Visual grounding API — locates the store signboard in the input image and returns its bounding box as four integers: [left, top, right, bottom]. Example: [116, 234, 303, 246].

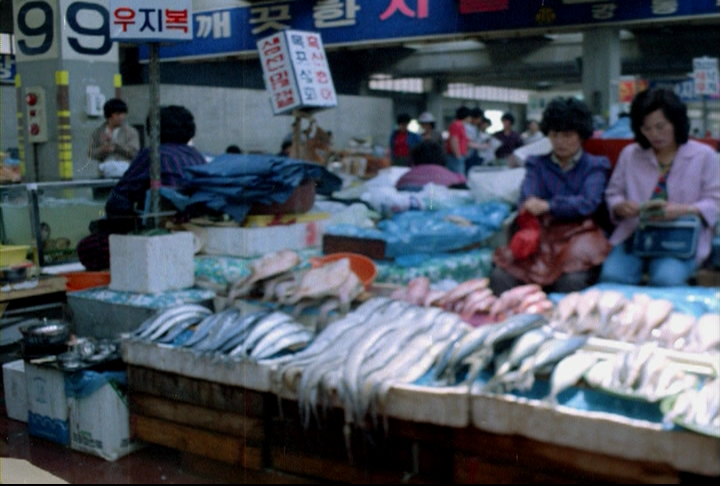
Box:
[140, 0, 720, 61]
[257, 30, 337, 115]
[649, 78, 720, 102]
[13, 0, 119, 62]
[693, 57, 720, 97]
[0, 54, 16, 84]
[109, 0, 194, 42]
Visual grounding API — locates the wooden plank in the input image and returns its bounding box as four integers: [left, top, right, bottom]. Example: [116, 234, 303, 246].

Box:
[131, 414, 263, 469]
[129, 393, 264, 442]
[0, 276, 66, 303]
[127, 366, 268, 417]
[180, 452, 320, 484]
[452, 430, 681, 484]
[269, 448, 439, 484]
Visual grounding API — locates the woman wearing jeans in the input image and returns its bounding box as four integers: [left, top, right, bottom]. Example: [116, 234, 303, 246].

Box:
[600, 88, 720, 286]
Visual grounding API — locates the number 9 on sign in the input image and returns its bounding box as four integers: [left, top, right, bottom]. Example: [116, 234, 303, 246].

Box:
[13, 0, 117, 62]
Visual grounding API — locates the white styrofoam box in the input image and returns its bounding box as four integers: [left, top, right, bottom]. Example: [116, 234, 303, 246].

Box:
[202, 219, 328, 258]
[25, 363, 70, 445]
[68, 379, 143, 461]
[109, 232, 195, 293]
[3, 360, 28, 422]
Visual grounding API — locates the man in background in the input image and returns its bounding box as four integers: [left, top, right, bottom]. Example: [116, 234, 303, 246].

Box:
[87, 98, 140, 177]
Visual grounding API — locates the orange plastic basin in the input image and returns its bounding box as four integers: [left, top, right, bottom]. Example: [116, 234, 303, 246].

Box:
[309, 252, 377, 290]
[64, 271, 111, 291]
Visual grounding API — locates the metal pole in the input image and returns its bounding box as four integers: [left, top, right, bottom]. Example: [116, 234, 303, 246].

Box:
[148, 42, 161, 229]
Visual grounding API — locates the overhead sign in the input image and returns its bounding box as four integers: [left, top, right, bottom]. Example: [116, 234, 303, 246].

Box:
[140, 0, 720, 61]
[649, 78, 720, 102]
[257, 30, 337, 115]
[693, 57, 720, 97]
[109, 0, 194, 42]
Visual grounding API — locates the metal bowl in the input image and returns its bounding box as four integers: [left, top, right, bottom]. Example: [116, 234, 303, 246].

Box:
[19, 321, 70, 347]
[0, 265, 28, 284]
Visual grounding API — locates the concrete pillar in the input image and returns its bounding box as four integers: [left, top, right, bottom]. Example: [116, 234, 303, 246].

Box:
[12, 0, 119, 182]
[582, 29, 621, 125]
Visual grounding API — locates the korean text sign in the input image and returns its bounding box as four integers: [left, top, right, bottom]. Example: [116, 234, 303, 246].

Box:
[109, 0, 193, 42]
[257, 30, 337, 116]
[693, 57, 720, 97]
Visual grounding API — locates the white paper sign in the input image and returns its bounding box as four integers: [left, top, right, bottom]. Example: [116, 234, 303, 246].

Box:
[109, 0, 193, 42]
[693, 57, 720, 96]
[257, 30, 337, 115]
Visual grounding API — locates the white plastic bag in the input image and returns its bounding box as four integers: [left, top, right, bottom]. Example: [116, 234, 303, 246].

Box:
[467, 166, 526, 205]
[98, 160, 130, 178]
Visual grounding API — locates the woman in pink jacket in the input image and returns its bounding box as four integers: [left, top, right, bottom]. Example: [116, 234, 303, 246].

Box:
[600, 88, 720, 286]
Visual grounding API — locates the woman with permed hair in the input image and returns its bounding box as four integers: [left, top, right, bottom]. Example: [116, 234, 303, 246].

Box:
[599, 88, 720, 286]
[489, 97, 612, 295]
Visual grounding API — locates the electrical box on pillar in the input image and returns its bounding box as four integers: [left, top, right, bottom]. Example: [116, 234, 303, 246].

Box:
[25, 86, 49, 143]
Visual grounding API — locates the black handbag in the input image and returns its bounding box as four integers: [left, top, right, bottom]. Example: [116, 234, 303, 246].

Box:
[632, 215, 701, 259]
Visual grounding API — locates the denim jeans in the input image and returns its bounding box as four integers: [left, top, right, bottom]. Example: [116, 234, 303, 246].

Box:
[599, 241, 697, 286]
[445, 154, 465, 175]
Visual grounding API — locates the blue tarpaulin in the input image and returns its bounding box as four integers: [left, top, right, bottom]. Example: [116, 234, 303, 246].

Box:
[161, 154, 342, 223]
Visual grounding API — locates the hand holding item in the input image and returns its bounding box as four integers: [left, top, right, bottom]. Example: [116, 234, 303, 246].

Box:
[642, 201, 698, 221]
[613, 200, 641, 219]
[523, 196, 550, 216]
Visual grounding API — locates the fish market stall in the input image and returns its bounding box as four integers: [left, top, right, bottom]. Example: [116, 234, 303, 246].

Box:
[119, 281, 720, 483]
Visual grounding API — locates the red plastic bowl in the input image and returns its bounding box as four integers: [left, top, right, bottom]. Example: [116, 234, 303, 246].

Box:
[309, 252, 377, 290]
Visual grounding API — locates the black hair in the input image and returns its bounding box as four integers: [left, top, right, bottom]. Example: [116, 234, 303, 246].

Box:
[470, 107, 483, 119]
[226, 144, 242, 154]
[539, 97, 594, 140]
[501, 112, 515, 124]
[456, 106, 471, 120]
[279, 140, 293, 155]
[146, 105, 196, 144]
[410, 140, 446, 167]
[103, 98, 128, 119]
[396, 113, 411, 125]
[629, 88, 690, 149]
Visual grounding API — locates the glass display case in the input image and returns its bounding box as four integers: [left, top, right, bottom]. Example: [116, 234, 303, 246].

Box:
[1, 179, 117, 267]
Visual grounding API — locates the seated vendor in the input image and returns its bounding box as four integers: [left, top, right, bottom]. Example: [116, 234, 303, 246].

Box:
[395, 140, 467, 191]
[77, 105, 207, 271]
[489, 97, 612, 295]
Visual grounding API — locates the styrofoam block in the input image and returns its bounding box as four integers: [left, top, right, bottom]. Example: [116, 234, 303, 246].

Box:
[3, 360, 28, 422]
[109, 232, 195, 293]
[202, 220, 326, 258]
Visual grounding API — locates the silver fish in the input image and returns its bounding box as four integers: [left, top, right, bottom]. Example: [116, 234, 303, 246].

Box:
[191, 308, 243, 351]
[493, 325, 555, 378]
[133, 304, 211, 339]
[146, 308, 212, 342]
[247, 321, 310, 360]
[494, 335, 589, 392]
[546, 351, 599, 404]
[228, 311, 294, 358]
[181, 312, 224, 347]
[253, 328, 315, 361]
[217, 311, 272, 354]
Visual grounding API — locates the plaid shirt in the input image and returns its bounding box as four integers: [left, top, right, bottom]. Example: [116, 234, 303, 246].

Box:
[106, 143, 206, 217]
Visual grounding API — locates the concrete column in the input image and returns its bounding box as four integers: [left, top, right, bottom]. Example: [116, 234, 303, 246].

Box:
[12, 0, 119, 181]
[582, 29, 621, 125]
[425, 78, 447, 131]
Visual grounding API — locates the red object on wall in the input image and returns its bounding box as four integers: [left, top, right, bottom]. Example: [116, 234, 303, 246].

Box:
[459, 0, 509, 14]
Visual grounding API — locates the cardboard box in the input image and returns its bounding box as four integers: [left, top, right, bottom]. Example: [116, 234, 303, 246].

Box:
[25, 362, 69, 445]
[109, 232, 195, 293]
[203, 219, 327, 258]
[68, 374, 143, 461]
[3, 359, 28, 422]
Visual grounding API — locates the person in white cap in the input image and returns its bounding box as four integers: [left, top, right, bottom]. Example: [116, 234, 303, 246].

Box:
[418, 112, 443, 145]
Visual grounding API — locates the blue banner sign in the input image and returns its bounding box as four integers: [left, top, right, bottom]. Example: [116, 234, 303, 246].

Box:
[140, 0, 720, 61]
[649, 78, 720, 102]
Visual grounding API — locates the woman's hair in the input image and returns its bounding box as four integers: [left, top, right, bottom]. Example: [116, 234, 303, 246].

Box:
[396, 113, 411, 125]
[629, 88, 690, 149]
[540, 97, 594, 140]
[455, 106, 471, 120]
[410, 140, 446, 167]
[146, 105, 196, 144]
